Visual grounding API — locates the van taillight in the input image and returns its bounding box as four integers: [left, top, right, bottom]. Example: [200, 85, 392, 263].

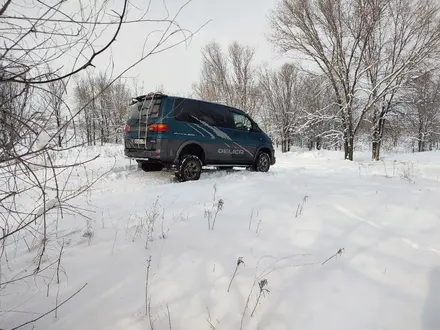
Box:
[123, 124, 131, 133]
[148, 123, 168, 133]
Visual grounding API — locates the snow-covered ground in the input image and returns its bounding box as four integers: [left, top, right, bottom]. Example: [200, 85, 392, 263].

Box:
[1, 146, 440, 330]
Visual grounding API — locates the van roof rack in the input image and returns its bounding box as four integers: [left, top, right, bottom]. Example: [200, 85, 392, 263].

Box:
[130, 92, 167, 105]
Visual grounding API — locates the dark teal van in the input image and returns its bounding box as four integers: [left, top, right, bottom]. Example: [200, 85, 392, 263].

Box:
[124, 92, 275, 182]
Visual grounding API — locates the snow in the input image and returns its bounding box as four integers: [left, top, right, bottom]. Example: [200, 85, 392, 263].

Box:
[1, 146, 440, 330]
[35, 199, 59, 217]
[34, 130, 52, 150]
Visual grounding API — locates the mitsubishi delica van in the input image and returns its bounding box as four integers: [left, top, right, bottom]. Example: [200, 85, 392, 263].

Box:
[124, 93, 275, 182]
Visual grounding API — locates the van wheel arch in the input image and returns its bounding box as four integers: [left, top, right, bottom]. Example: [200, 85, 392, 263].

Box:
[176, 141, 206, 165]
[254, 147, 272, 163]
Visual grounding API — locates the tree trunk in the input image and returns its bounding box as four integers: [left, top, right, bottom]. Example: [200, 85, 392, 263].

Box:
[343, 125, 354, 161]
[371, 115, 386, 161]
[56, 114, 62, 147]
[344, 137, 354, 160]
[281, 134, 292, 153]
[316, 136, 321, 150]
[93, 119, 96, 146]
[418, 133, 424, 152]
[101, 124, 104, 146]
[372, 141, 380, 161]
[85, 112, 91, 146]
[417, 118, 425, 152]
[372, 112, 380, 161]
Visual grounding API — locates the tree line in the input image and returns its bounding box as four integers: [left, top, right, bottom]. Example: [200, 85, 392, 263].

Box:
[22, 0, 439, 161]
[66, 0, 440, 161]
[193, 0, 440, 160]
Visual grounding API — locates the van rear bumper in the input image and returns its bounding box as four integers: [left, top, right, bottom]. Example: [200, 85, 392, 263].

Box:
[124, 136, 163, 162]
[124, 137, 176, 164]
[124, 149, 160, 161]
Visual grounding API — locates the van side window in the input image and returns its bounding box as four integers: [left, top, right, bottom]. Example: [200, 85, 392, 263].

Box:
[174, 98, 233, 128]
[231, 112, 252, 131]
[173, 98, 200, 123]
[199, 102, 233, 128]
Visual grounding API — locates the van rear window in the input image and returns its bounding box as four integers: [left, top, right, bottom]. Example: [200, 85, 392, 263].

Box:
[129, 98, 162, 120]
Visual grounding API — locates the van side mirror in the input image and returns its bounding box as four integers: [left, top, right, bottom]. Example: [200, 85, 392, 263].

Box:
[251, 122, 262, 133]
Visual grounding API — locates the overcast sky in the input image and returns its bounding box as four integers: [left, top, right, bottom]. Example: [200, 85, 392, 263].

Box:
[90, 0, 285, 97]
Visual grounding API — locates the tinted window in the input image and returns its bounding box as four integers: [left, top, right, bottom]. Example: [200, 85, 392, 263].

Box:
[173, 98, 200, 123]
[231, 112, 252, 131]
[199, 102, 233, 128]
[129, 98, 161, 120]
[174, 98, 232, 128]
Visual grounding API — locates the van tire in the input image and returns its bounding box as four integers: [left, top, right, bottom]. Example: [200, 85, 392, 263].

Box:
[252, 152, 271, 172]
[176, 155, 202, 182]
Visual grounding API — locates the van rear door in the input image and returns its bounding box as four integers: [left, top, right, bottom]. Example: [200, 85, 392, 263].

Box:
[124, 94, 164, 151]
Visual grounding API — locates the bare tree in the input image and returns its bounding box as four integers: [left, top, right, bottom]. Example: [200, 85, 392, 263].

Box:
[269, 0, 378, 160]
[193, 42, 231, 104]
[193, 41, 261, 117]
[298, 74, 342, 150]
[268, 0, 440, 160]
[108, 79, 133, 144]
[362, 0, 440, 160]
[228, 42, 261, 117]
[0, 75, 31, 159]
[259, 63, 302, 152]
[74, 72, 131, 146]
[45, 78, 68, 148]
[0, 0, 206, 328]
[404, 71, 440, 152]
[259, 65, 342, 152]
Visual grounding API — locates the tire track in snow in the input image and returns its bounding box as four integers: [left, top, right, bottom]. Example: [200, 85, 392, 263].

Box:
[334, 205, 381, 229]
[400, 238, 440, 256]
[335, 204, 440, 257]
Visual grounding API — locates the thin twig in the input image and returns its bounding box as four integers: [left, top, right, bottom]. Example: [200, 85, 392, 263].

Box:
[145, 256, 152, 315]
[227, 257, 244, 292]
[250, 279, 269, 317]
[248, 209, 254, 230]
[166, 304, 172, 330]
[56, 240, 65, 284]
[148, 295, 155, 330]
[322, 248, 345, 265]
[240, 279, 256, 330]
